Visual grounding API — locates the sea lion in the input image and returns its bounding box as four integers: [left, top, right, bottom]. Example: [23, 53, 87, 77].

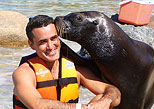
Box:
[55, 11, 154, 109]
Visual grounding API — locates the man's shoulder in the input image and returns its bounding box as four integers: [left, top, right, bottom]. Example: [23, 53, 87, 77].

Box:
[14, 52, 37, 77]
[13, 62, 35, 82]
[15, 62, 33, 74]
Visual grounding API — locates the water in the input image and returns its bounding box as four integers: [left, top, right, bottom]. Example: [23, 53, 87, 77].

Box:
[0, 0, 153, 108]
[0, 0, 121, 18]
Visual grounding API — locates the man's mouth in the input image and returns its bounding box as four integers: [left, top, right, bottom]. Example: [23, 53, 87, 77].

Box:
[45, 48, 57, 56]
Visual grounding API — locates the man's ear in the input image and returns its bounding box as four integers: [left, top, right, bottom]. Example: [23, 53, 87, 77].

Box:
[28, 40, 35, 50]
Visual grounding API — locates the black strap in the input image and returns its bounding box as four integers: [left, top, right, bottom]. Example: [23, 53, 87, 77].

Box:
[68, 97, 79, 103]
[19, 52, 37, 66]
[57, 54, 62, 101]
[58, 77, 77, 86]
[13, 95, 27, 109]
[36, 77, 78, 89]
[36, 79, 58, 89]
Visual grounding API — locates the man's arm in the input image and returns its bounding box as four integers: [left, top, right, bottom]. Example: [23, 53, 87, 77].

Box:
[76, 66, 121, 109]
[12, 63, 86, 109]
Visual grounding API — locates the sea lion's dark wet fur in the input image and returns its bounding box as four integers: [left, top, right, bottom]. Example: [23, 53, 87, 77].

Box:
[55, 11, 154, 109]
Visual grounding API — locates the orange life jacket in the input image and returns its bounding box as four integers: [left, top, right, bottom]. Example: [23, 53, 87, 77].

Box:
[13, 53, 79, 109]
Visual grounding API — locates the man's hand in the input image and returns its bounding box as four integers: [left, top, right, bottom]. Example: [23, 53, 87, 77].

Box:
[88, 98, 112, 109]
[76, 66, 121, 109]
[88, 94, 112, 109]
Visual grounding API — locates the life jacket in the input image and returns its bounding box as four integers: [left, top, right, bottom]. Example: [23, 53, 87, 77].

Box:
[13, 53, 79, 109]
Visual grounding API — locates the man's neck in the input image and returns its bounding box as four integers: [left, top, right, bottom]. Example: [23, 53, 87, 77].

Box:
[46, 59, 59, 79]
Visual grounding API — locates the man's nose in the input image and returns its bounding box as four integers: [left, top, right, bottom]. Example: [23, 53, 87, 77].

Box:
[46, 40, 53, 49]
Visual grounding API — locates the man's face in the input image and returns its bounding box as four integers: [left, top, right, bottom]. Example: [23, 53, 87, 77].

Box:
[29, 24, 61, 63]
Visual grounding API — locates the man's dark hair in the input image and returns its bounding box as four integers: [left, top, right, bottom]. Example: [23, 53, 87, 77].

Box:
[26, 15, 54, 43]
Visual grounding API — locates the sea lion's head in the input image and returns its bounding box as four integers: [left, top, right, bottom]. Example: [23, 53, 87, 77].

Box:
[55, 11, 113, 44]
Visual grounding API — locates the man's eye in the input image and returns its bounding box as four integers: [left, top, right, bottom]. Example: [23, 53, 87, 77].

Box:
[50, 35, 58, 40]
[39, 40, 47, 45]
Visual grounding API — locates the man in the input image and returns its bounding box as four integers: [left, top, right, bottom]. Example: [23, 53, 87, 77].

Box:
[12, 15, 121, 109]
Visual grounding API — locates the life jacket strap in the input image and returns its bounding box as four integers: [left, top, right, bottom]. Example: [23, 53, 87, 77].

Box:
[59, 77, 77, 86]
[68, 97, 79, 103]
[36, 77, 77, 89]
[13, 95, 27, 109]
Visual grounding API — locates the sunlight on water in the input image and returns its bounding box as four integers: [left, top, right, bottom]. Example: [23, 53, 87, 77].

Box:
[0, 0, 121, 18]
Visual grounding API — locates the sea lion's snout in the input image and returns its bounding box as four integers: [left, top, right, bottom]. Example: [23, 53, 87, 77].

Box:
[55, 16, 71, 39]
[54, 16, 65, 29]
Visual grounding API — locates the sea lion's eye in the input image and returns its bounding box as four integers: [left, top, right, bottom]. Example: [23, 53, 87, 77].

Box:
[74, 15, 82, 22]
